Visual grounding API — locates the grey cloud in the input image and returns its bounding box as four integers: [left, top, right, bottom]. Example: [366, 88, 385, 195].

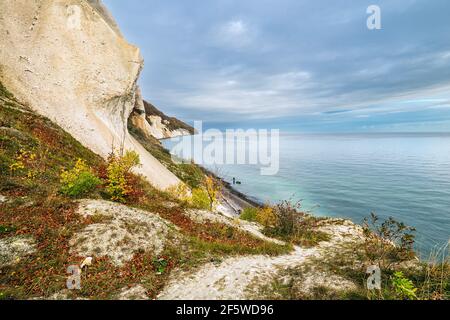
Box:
[104, 0, 450, 130]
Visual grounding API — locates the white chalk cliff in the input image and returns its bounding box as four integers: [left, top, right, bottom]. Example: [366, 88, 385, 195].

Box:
[130, 100, 193, 140]
[0, 0, 181, 190]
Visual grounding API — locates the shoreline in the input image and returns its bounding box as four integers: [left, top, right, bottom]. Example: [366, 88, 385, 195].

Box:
[160, 136, 262, 213]
[200, 166, 263, 215]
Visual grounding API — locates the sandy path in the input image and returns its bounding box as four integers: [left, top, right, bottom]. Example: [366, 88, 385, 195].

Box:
[157, 221, 362, 300]
[157, 246, 319, 300]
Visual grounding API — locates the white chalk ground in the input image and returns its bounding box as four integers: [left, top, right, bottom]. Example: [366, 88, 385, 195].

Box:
[158, 217, 364, 300]
[70, 199, 180, 266]
[0, 236, 36, 268]
[67, 200, 363, 300]
[0, 194, 7, 204]
[1, 196, 364, 300]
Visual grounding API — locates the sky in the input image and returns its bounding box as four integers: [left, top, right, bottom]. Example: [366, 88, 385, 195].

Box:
[104, 0, 450, 132]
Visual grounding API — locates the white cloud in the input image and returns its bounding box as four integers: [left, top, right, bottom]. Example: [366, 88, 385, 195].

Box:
[211, 19, 255, 49]
[224, 20, 247, 36]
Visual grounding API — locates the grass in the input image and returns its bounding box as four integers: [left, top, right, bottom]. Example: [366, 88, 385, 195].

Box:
[0, 97, 109, 299]
[262, 215, 331, 248]
[134, 197, 292, 258]
[257, 232, 449, 300]
[0, 88, 291, 299]
[240, 207, 259, 222]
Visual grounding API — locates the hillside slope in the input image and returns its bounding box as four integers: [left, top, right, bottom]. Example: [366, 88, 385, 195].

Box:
[1, 73, 447, 301]
[0, 89, 291, 299]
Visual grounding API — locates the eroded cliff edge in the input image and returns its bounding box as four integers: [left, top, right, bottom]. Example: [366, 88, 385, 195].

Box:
[0, 0, 181, 190]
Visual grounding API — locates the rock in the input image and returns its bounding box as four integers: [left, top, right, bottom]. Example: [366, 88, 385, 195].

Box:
[291, 270, 357, 297]
[129, 99, 193, 140]
[0, 236, 36, 268]
[0, 194, 7, 204]
[0, 0, 181, 191]
[70, 199, 180, 266]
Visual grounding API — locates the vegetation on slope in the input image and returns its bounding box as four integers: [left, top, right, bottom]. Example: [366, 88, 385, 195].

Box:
[240, 201, 331, 248]
[1, 82, 447, 300]
[0, 86, 290, 300]
[253, 213, 449, 300]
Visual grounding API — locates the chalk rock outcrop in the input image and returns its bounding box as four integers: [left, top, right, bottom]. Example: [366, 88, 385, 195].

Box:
[130, 100, 194, 140]
[0, 0, 180, 190]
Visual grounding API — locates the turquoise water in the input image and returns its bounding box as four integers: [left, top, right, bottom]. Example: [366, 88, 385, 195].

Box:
[163, 133, 450, 256]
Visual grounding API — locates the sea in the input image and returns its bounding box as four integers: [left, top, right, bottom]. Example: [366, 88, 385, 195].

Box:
[163, 132, 450, 257]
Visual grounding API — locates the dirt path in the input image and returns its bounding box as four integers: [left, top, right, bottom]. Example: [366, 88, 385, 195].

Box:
[158, 247, 318, 300]
[158, 221, 362, 300]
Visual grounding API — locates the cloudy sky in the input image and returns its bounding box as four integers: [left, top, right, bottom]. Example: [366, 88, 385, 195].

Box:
[104, 0, 450, 132]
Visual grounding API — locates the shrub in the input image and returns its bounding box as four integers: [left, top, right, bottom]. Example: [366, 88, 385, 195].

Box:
[257, 206, 278, 228]
[60, 159, 101, 197]
[191, 187, 211, 210]
[362, 213, 416, 269]
[240, 207, 259, 222]
[272, 200, 304, 236]
[391, 271, 418, 300]
[204, 175, 222, 211]
[261, 201, 330, 247]
[167, 183, 191, 202]
[9, 149, 37, 175]
[106, 150, 141, 203]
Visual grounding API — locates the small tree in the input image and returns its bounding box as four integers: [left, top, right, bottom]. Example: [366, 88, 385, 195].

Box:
[272, 200, 304, 236]
[191, 187, 211, 210]
[204, 175, 222, 211]
[106, 150, 141, 203]
[60, 159, 101, 197]
[362, 213, 416, 270]
[257, 206, 278, 228]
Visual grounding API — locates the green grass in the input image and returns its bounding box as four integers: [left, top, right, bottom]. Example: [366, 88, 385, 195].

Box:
[240, 207, 259, 222]
[189, 236, 292, 258]
[0, 103, 103, 198]
[262, 215, 331, 248]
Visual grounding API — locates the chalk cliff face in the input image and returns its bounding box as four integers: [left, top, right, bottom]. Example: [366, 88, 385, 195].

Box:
[130, 100, 194, 140]
[0, 0, 181, 190]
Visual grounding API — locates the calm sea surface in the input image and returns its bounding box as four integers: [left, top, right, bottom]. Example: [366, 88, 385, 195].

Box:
[163, 133, 450, 256]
